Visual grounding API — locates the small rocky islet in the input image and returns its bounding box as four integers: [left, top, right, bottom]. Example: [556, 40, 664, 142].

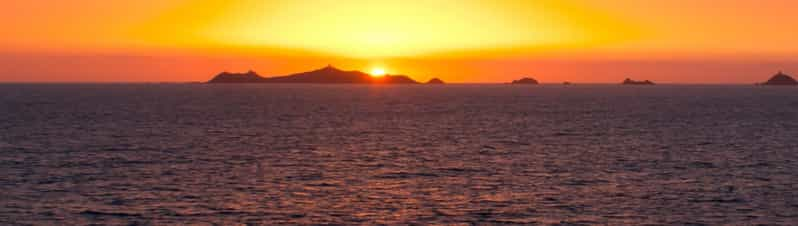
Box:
[622, 78, 656, 85]
[761, 71, 798, 85]
[426, 78, 445, 85]
[510, 77, 539, 85]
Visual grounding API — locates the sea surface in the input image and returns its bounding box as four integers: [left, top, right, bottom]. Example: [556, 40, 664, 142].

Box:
[1, 84, 798, 225]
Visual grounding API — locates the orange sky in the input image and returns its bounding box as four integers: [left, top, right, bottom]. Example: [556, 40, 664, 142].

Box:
[1, 0, 797, 83]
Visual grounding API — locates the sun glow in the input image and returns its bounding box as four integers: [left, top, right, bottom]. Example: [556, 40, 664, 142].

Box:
[6, 0, 798, 83]
[142, 0, 640, 58]
[370, 68, 387, 77]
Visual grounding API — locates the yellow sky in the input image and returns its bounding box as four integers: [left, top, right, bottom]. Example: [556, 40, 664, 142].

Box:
[156, 0, 641, 58]
[1, 0, 797, 82]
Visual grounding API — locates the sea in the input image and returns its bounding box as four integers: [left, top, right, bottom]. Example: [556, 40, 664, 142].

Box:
[1, 84, 797, 225]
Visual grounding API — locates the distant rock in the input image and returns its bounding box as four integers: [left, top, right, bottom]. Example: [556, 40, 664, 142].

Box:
[380, 74, 420, 84]
[426, 78, 445, 84]
[207, 70, 266, 83]
[208, 65, 420, 84]
[563, 82, 572, 85]
[762, 71, 798, 85]
[511, 77, 539, 85]
[622, 78, 655, 85]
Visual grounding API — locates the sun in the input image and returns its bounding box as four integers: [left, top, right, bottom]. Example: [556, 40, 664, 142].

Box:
[370, 68, 387, 77]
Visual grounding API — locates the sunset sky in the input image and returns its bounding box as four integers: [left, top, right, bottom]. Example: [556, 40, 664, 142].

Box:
[1, 0, 797, 83]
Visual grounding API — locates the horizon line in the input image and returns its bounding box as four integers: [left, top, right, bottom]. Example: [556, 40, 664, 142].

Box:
[0, 81, 769, 85]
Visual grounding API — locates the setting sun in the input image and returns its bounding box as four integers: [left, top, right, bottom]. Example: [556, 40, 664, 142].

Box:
[370, 68, 387, 77]
[4, 1, 798, 225]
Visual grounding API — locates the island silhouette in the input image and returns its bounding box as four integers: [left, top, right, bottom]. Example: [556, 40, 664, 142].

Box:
[208, 67, 793, 85]
[622, 78, 655, 85]
[208, 65, 419, 84]
[511, 77, 539, 85]
[761, 71, 797, 85]
[425, 78, 445, 84]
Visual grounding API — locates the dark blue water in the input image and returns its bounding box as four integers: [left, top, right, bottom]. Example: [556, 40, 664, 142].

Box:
[1, 84, 798, 225]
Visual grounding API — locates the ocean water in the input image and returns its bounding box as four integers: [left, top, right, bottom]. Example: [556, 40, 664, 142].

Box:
[1, 84, 798, 225]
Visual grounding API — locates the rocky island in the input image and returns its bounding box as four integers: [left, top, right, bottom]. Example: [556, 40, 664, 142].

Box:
[207, 70, 265, 83]
[762, 71, 797, 85]
[426, 78, 445, 84]
[511, 77, 539, 85]
[622, 78, 655, 85]
[208, 65, 419, 84]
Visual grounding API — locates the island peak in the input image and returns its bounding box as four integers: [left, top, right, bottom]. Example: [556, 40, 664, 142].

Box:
[762, 71, 798, 85]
